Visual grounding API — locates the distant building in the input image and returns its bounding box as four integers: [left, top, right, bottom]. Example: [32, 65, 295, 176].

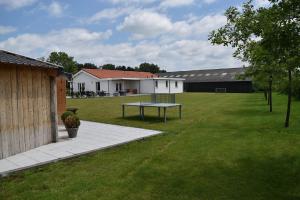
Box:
[72, 69, 184, 95]
[158, 67, 253, 93]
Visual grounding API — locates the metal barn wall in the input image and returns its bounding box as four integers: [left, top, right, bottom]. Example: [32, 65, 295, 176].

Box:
[0, 65, 53, 159]
[184, 81, 253, 93]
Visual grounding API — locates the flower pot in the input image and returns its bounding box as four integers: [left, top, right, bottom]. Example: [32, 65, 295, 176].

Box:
[66, 128, 79, 138]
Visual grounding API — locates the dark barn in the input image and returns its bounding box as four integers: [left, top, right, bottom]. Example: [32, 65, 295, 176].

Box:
[158, 68, 253, 93]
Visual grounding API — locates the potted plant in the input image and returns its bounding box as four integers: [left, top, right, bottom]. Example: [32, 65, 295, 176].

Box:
[61, 111, 74, 125]
[64, 115, 80, 138]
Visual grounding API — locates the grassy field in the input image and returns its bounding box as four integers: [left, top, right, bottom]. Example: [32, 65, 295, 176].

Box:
[1, 93, 300, 200]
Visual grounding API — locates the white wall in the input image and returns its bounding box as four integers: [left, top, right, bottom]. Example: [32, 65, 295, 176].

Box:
[140, 79, 183, 94]
[73, 71, 99, 92]
[169, 80, 184, 93]
[73, 72, 111, 93]
[73, 72, 183, 94]
[140, 79, 155, 94]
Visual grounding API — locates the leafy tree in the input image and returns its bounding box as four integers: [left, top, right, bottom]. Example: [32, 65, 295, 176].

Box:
[76, 63, 84, 71]
[126, 66, 135, 71]
[138, 62, 160, 74]
[209, 0, 300, 127]
[47, 52, 77, 74]
[83, 63, 98, 69]
[101, 64, 115, 70]
[116, 65, 127, 71]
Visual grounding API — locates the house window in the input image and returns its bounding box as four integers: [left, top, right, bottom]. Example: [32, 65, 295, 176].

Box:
[175, 81, 178, 88]
[96, 82, 101, 92]
[155, 80, 158, 88]
[166, 80, 168, 88]
[78, 83, 85, 93]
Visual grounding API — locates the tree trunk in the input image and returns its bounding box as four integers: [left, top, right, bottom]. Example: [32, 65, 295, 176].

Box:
[264, 89, 268, 101]
[267, 90, 270, 105]
[285, 70, 292, 128]
[269, 75, 272, 112]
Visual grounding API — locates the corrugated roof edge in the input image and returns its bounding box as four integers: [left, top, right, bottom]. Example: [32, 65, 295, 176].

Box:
[0, 49, 63, 69]
[157, 67, 247, 74]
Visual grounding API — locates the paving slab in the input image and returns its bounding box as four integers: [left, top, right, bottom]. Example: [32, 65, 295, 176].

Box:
[0, 121, 161, 176]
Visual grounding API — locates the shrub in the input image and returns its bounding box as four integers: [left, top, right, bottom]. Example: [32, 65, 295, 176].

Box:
[61, 111, 74, 123]
[64, 115, 80, 128]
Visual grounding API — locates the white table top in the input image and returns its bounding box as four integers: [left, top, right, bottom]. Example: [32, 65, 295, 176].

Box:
[123, 102, 181, 107]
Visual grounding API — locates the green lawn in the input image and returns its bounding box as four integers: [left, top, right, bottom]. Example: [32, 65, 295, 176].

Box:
[1, 93, 300, 200]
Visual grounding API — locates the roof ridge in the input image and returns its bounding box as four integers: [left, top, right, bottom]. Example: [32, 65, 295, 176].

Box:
[0, 49, 62, 68]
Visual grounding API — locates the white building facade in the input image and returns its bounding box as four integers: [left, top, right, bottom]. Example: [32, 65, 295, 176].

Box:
[72, 70, 184, 95]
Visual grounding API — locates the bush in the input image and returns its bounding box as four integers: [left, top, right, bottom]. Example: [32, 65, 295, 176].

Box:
[64, 115, 80, 128]
[61, 111, 74, 123]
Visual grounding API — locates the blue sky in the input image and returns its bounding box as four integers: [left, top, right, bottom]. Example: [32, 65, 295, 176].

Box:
[0, 0, 268, 71]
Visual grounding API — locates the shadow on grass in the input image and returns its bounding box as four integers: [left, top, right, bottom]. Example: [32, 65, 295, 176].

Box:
[118, 115, 180, 124]
[223, 108, 280, 118]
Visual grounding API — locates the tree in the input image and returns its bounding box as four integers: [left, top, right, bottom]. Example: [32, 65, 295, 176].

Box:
[47, 52, 77, 74]
[209, 0, 300, 127]
[138, 62, 160, 74]
[101, 64, 115, 70]
[126, 66, 135, 71]
[116, 65, 127, 71]
[83, 63, 98, 69]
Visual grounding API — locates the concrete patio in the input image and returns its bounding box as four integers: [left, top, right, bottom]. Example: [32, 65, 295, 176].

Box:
[0, 121, 161, 176]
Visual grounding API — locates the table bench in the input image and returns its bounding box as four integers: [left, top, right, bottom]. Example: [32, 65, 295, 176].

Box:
[122, 102, 182, 123]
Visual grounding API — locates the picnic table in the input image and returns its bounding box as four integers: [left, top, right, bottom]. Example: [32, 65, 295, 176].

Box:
[122, 102, 182, 123]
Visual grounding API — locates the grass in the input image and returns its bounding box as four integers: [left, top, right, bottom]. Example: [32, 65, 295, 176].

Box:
[1, 92, 300, 200]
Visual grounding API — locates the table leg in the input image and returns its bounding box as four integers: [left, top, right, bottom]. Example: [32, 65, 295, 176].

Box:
[122, 105, 125, 118]
[164, 107, 167, 123]
[179, 105, 182, 119]
[142, 106, 145, 120]
[158, 107, 161, 118]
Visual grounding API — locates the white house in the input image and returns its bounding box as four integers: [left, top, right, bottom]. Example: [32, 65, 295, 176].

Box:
[72, 69, 184, 95]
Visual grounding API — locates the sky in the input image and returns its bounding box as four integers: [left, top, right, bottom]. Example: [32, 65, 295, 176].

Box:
[0, 0, 269, 71]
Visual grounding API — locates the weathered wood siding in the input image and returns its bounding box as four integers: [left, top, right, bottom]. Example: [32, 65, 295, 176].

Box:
[56, 76, 66, 124]
[0, 65, 53, 159]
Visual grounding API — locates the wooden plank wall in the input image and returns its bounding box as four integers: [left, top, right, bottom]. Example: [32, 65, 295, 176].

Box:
[0, 65, 52, 159]
[56, 76, 66, 124]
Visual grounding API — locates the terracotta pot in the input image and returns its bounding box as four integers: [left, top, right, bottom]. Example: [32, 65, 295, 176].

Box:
[66, 128, 78, 138]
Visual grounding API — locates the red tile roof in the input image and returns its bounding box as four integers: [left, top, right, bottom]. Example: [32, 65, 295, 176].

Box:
[83, 69, 158, 79]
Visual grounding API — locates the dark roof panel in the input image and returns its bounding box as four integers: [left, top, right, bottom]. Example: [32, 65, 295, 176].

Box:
[158, 67, 251, 82]
[0, 50, 62, 69]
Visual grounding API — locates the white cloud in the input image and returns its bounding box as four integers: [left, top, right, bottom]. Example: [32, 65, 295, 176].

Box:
[47, 1, 64, 17]
[118, 10, 226, 40]
[0, 25, 16, 35]
[83, 7, 134, 24]
[0, 28, 112, 58]
[159, 0, 194, 8]
[108, 0, 157, 5]
[117, 10, 173, 39]
[0, 26, 241, 70]
[39, 1, 67, 17]
[202, 0, 217, 4]
[254, 0, 270, 8]
[0, 0, 37, 10]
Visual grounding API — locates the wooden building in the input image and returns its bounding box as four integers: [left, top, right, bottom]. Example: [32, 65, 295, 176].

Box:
[0, 50, 66, 159]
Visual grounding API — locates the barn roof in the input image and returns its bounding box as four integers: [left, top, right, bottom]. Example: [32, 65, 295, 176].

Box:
[82, 69, 158, 79]
[0, 50, 62, 69]
[158, 67, 251, 83]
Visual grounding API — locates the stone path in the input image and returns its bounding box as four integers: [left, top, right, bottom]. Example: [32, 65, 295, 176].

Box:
[0, 121, 161, 176]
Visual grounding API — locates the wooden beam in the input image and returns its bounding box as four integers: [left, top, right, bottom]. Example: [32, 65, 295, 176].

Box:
[50, 76, 58, 142]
